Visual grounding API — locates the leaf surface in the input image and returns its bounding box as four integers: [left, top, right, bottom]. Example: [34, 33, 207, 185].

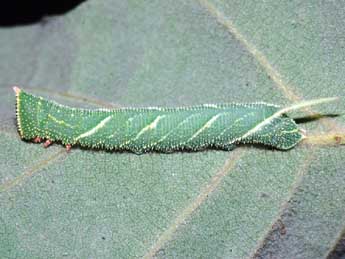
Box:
[0, 1, 344, 258]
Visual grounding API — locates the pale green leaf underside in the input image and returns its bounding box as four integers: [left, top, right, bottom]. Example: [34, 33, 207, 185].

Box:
[0, 1, 344, 259]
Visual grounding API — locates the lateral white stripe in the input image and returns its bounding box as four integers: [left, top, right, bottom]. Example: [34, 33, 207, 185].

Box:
[76, 115, 112, 140]
[155, 114, 196, 144]
[119, 115, 166, 147]
[134, 115, 165, 140]
[237, 97, 339, 143]
[187, 114, 221, 142]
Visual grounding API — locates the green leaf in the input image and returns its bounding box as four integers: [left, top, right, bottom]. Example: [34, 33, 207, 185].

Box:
[0, 1, 344, 258]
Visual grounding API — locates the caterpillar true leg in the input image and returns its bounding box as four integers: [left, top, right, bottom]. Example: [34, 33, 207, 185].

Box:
[43, 139, 52, 148]
[33, 137, 42, 143]
[66, 144, 72, 152]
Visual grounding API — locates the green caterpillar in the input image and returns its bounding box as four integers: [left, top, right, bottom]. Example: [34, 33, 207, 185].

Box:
[13, 87, 336, 153]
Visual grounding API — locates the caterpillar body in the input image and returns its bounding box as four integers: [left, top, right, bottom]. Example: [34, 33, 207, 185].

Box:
[13, 87, 336, 153]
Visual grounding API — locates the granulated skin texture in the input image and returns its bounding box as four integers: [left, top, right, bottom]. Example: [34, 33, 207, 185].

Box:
[15, 87, 305, 153]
